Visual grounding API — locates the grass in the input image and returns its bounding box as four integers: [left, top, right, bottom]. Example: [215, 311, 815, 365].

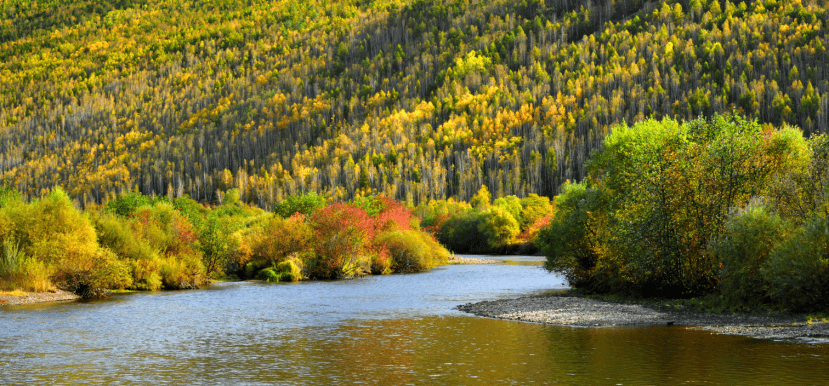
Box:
[0, 240, 54, 293]
[0, 289, 28, 297]
[807, 313, 829, 324]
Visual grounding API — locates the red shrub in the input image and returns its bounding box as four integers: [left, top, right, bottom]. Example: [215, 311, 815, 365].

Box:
[309, 203, 376, 279]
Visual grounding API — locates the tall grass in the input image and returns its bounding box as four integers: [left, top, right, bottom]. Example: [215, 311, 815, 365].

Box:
[0, 240, 53, 292]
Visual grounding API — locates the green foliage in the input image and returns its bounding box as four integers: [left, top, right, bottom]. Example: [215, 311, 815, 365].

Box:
[0, 239, 53, 292]
[435, 209, 488, 253]
[519, 194, 553, 231]
[0, 184, 21, 209]
[275, 259, 302, 282]
[4, 187, 100, 265]
[92, 212, 157, 261]
[274, 192, 327, 218]
[493, 195, 522, 226]
[537, 181, 608, 291]
[542, 115, 812, 299]
[713, 202, 792, 307]
[106, 192, 161, 217]
[351, 195, 386, 217]
[157, 253, 205, 289]
[257, 267, 282, 282]
[478, 206, 520, 250]
[762, 216, 829, 312]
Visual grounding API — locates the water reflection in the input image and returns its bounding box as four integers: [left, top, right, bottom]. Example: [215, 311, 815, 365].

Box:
[1, 261, 827, 385]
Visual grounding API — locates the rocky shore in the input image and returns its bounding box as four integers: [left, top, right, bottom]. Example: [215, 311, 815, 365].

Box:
[457, 293, 829, 342]
[448, 255, 504, 264]
[0, 289, 80, 306]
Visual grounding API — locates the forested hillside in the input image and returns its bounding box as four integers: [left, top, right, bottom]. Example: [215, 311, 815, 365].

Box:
[2, 0, 828, 207]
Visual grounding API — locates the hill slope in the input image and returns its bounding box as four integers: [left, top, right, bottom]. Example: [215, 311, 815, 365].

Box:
[1, 0, 828, 206]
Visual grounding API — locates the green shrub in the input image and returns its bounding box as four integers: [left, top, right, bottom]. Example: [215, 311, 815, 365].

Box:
[713, 202, 791, 307]
[762, 216, 829, 312]
[537, 182, 607, 290]
[519, 194, 553, 232]
[93, 212, 157, 261]
[493, 195, 523, 227]
[105, 191, 158, 217]
[9, 188, 100, 265]
[436, 210, 487, 253]
[274, 192, 326, 218]
[275, 259, 302, 282]
[478, 206, 520, 250]
[256, 267, 281, 282]
[0, 239, 53, 292]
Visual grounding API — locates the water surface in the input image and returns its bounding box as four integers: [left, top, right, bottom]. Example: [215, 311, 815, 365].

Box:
[1, 258, 827, 384]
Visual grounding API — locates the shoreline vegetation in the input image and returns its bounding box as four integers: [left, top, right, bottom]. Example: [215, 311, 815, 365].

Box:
[0, 177, 552, 301]
[0, 255, 503, 306]
[0, 189, 464, 300]
[537, 114, 829, 314]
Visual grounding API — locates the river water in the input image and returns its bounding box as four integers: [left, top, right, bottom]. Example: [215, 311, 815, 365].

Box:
[2, 256, 828, 385]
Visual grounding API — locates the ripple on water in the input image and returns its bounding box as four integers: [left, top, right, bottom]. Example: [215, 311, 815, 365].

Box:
[1, 259, 827, 385]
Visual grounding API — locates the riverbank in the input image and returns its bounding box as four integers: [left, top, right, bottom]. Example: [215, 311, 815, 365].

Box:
[456, 292, 829, 342]
[0, 289, 80, 306]
[447, 255, 504, 264]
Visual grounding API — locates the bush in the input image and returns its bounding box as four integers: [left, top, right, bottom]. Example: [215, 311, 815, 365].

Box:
[378, 230, 432, 273]
[275, 258, 302, 282]
[0, 239, 53, 292]
[519, 194, 553, 232]
[92, 212, 157, 261]
[53, 248, 132, 298]
[256, 267, 281, 282]
[478, 206, 520, 250]
[274, 192, 326, 218]
[713, 202, 791, 307]
[537, 182, 607, 290]
[253, 214, 313, 264]
[376, 230, 447, 273]
[105, 191, 159, 217]
[762, 216, 829, 312]
[8, 188, 100, 265]
[129, 259, 163, 291]
[493, 195, 523, 227]
[436, 210, 487, 253]
[157, 253, 205, 289]
[309, 203, 374, 279]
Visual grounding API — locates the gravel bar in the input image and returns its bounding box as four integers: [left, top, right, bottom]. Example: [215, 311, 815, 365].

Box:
[448, 256, 504, 264]
[0, 289, 80, 306]
[457, 293, 829, 342]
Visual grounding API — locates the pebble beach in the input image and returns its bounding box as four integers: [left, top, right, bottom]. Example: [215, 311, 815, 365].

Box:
[457, 293, 829, 342]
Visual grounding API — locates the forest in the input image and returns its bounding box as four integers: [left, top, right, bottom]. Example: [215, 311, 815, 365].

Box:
[3, 0, 829, 309]
[1, 0, 827, 208]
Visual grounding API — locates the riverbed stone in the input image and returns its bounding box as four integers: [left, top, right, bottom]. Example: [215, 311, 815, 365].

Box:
[456, 293, 829, 341]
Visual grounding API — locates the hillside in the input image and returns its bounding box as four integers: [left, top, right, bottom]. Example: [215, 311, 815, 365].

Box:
[1, 0, 828, 207]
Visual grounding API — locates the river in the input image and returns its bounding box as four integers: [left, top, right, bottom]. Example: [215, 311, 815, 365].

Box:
[1, 256, 828, 384]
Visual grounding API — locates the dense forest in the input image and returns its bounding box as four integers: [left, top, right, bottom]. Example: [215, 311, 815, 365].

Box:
[2, 0, 828, 207]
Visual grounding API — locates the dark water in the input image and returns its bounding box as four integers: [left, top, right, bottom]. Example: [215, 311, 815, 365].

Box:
[2, 257, 828, 385]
